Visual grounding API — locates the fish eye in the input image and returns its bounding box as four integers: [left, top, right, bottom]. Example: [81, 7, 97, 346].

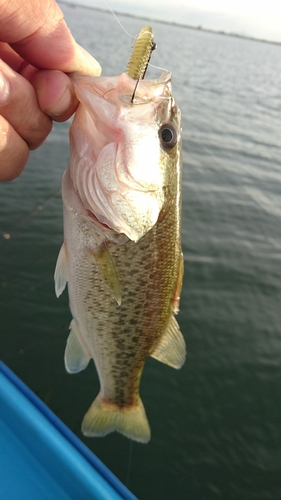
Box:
[159, 123, 177, 149]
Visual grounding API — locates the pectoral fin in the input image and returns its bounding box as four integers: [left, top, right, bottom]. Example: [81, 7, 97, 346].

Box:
[93, 243, 121, 305]
[65, 320, 90, 373]
[54, 242, 68, 298]
[150, 315, 186, 369]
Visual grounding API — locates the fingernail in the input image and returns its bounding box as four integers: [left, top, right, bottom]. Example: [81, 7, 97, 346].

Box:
[76, 45, 102, 76]
[0, 71, 10, 106]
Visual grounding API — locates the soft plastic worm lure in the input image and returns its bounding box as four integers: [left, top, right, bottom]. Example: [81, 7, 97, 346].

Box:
[126, 25, 156, 102]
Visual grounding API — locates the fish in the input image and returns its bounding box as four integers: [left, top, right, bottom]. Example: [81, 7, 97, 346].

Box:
[54, 55, 185, 443]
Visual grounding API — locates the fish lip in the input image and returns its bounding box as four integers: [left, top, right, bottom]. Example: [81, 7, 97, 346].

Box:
[71, 70, 173, 105]
[71, 69, 172, 84]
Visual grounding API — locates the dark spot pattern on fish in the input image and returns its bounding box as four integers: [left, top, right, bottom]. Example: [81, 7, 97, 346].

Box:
[60, 85, 183, 430]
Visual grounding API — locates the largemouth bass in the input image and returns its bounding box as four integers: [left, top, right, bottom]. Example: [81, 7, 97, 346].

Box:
[54, 68, 185, 443]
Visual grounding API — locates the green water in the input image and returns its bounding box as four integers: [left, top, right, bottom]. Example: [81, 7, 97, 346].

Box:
[1, 4, 281, 499]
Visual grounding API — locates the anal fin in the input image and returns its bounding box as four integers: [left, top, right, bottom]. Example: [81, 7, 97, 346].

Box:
[54, 242, 68, 298]
[150, 315, 186, 369]
[65, 320, 90, 373]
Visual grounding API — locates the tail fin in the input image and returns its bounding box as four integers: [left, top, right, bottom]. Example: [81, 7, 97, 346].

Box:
[81, 393, 151, 443]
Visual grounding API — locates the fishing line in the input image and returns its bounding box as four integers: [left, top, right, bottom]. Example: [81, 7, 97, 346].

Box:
[148, 61, 169, 73]
[98, 4, 152, 486]
[103, 0, 169, 76]
[126, 439, 134, 488]
[0, 269, 59, 311]
[0, 186, 63, 308]
[102, 0, 135, 41]
[0, 186, 61, 247]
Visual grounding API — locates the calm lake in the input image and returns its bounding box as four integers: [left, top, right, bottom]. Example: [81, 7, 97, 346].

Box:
[1, 3, 281, 499]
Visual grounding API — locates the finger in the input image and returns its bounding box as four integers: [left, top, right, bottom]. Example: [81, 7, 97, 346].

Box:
[0, 115, 29, 181]
[0, 42, 78, 122]
[0, 59, 52, 150]
[0, 0, 101, 76]
[0, 42, 24, 72]
[0, 42, 39, 82]
[31, 70, 78, 122]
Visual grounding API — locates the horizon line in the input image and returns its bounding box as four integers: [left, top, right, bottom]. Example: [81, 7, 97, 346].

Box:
[58, 0, 281, 47]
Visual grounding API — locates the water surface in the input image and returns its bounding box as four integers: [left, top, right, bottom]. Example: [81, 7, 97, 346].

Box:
[1, 4, 281, 499]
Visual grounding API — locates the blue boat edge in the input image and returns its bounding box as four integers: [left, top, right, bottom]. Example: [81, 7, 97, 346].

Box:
[0, 360, 137, 500]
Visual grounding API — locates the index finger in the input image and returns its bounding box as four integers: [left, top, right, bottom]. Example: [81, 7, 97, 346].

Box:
[0, 0, 101, 75]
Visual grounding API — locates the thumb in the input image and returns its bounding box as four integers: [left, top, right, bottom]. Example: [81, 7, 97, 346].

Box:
[0, 0, 101, 75]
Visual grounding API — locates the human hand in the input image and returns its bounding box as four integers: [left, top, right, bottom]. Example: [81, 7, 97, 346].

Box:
[0, 0, 101, 181]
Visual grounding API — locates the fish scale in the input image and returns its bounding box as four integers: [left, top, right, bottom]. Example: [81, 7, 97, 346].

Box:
[54, 41, 185, 442]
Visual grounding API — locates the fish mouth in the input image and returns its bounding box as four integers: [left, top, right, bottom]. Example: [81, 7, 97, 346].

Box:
[69, 57, 174, 243]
